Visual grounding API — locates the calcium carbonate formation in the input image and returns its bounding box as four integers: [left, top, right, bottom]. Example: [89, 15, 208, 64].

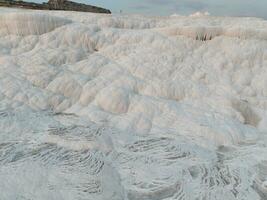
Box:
[0, 8, 267, 200]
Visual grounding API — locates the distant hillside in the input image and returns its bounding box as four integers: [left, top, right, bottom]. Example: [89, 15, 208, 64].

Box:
[0, 0, 111, 13]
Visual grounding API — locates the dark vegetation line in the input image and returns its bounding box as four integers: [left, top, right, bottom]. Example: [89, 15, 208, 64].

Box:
[0, 0, 111, 14]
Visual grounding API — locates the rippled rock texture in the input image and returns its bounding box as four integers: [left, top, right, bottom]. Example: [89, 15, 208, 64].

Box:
[0, 8, 267, 200]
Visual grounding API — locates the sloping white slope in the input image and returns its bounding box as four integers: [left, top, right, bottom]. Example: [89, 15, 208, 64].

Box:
[0, 8, 267, 200]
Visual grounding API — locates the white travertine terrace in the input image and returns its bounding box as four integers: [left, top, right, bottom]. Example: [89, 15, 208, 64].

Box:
[0, 8, 267, 200]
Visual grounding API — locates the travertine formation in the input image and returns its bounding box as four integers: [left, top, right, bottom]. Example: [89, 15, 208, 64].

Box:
[0, 0, 111, 13]
[0, 8, 267, 200]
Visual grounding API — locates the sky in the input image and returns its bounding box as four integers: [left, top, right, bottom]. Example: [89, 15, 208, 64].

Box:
[33, 0, 267, 19]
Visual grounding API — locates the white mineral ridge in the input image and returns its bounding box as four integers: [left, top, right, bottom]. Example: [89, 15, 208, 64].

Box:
[0, 8, 267, 200]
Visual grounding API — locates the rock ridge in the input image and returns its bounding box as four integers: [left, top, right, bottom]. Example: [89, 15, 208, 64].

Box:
[0, 0, 111, 14]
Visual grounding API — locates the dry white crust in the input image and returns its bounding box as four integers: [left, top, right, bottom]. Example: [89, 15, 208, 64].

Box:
[0, 8, 267, 200]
